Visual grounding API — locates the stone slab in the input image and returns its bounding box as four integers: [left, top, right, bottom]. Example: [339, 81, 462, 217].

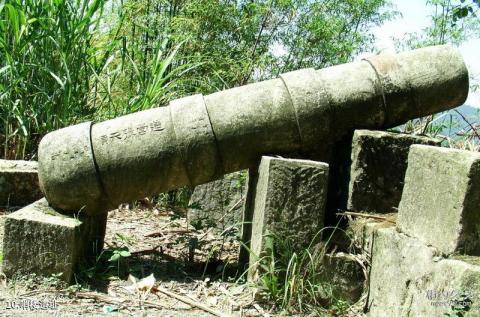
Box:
[0, 160, 42, 207]
[247, 156, 329, 280]
[402, 256, 480, 316]
[1, 199, 107, 282]
[347, 130, 439, 214]
[368, 227, 480, 316]
[368, 227, 441, 317]
[397, 145, 480, 255]
[318, 252, 365, 304]
[188, 170, 247, 233]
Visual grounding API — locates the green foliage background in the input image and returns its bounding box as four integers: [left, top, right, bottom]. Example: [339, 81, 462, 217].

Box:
[0, 0, 478, 159]
[396, 0, 480, 148]
[1, 0, 393, 159]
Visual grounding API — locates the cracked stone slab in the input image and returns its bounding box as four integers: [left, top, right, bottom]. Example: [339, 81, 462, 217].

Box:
[367, 227, 440, 317]
[397, 145, 480, 255]
[247, 156, 329, 281]
[402, 256, 480, 316]
[368, 227, 480, 317]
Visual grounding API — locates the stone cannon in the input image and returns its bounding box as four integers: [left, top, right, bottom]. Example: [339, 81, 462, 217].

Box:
[38, 45, 469, 214]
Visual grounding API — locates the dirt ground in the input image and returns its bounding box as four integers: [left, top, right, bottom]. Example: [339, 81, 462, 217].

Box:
[0, 203, 367, 317]
[0, 204, 275, 317]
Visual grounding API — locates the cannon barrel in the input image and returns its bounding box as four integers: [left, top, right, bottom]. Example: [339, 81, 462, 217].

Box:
[38, 45, 469, 214]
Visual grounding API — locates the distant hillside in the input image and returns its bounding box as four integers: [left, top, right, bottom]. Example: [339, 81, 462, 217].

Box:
[433, 104, 479, 138]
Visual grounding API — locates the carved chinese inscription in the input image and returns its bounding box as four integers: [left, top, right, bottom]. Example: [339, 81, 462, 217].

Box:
[99, 120, 165, 145]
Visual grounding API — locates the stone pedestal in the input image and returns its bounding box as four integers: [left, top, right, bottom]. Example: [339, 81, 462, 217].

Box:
[1, 199, 107, 282]
[188, 170, 247, 233]
[244, 156, 329, 281]
[0, 160, 42, 207]
[347, 130, 439, 214]
[368, 227, 440, 317]
[368, 227, 480, 317]
[397, 145, 480, 255]
[403, 257, 480, 316]
[318, 253, 365, 304]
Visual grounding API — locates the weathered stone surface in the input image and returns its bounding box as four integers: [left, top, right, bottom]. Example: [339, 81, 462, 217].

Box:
[38, 46, 468, 214]
[318, 252, 365, 304]
[0, 160, 42, 207]
[1, 199, 107, 282]
[402, 256, 480, 316]
[188, 170, 247, 232]
[397, 145, 480, 255]
[247, 156, 329, 280]
[368, 227, 440, 317]
[347, 130, 439, 214]
[369, 227, 480, 316]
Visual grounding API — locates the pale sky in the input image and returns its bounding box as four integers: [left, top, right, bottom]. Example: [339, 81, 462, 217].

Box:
[357, 0, 480, 107]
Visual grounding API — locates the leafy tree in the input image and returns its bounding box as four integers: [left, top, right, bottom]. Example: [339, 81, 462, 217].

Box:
[397, 0, 480, 48]
[1, 0, 396, 159]
[108, 0, 395, 95]
[0, 0, 109, 158]
[90, 1, 198, 117]
[397, 0, 480, 143]
[173, 0, 395, 90]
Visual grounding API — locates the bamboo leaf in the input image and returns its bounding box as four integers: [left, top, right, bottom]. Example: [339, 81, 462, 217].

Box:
[49, 71, 65, 88]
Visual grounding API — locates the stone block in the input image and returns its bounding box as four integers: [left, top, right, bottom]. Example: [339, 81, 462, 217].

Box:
[1, 199, 107, 282]
[368, 227, 440, 317]
[403, 256, 480, 316]
[247, 156, 329, 280]
[368, 227, 480, 316]
[347, 130, 439, 213]
[0, 160, 42, 207]
[318, 252, 365, 304]
[397, 145, 480, 255]
[188, 170, 247, 232]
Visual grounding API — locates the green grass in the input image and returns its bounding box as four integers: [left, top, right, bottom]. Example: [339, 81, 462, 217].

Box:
[244, 226, 357, 315]
[398, 110, 480, 151]
[0, 0, 108, 159]
[0, 0, 197, 160]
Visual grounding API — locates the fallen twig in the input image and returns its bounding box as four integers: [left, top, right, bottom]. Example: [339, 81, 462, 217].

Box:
[253, 303, 270, 317]
[130, 245, 162, 256]
[336, 211, 396, 223]
[153, 286, 231, 317]
[19, 289, 61, 297]
[76, 291, 126, 304]
[454, 109, 480, 141]
[144, 228, 191, 237]
[75, 291, 169, 310]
